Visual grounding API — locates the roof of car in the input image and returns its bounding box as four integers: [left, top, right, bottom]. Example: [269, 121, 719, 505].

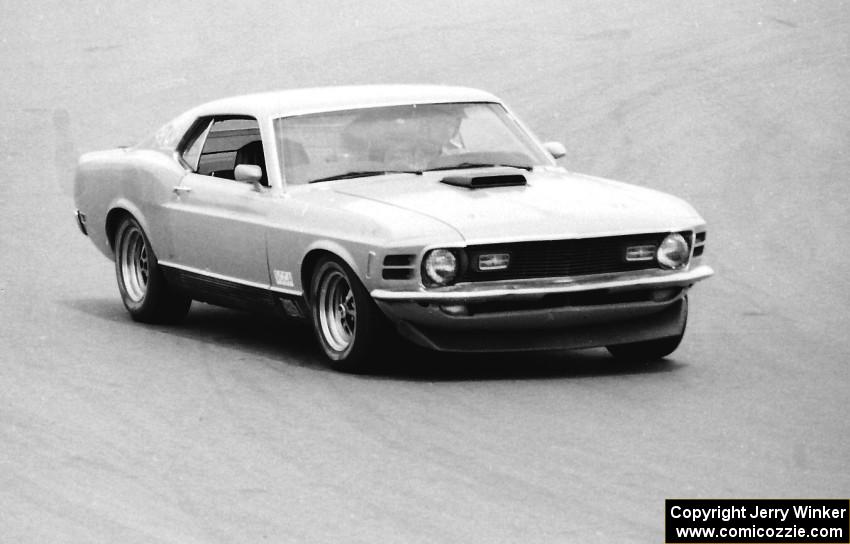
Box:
[188, 85, 501, 119]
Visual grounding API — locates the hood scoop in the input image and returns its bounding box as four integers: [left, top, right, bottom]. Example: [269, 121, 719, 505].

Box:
[440, 167, 527, 189]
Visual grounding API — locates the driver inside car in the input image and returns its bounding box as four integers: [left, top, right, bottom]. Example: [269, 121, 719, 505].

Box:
[383, 107, 464, 169]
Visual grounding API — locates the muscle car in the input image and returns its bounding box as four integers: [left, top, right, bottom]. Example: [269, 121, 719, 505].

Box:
[74, 85, 713, 371]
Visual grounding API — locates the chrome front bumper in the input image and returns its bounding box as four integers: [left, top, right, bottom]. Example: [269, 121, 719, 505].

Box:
[370, 264, 713, 303]
[371, 265, 712, 352]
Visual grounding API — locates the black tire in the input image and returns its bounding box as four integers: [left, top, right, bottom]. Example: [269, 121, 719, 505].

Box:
[606, 298, 688, 362]
[309, 256, 382, 372]
[113, 216, 191, 323]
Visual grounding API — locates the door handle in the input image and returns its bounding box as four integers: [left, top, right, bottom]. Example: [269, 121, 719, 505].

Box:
[173, 186, 192, 194]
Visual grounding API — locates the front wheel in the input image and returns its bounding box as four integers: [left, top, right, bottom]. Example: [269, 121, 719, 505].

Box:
[606, 298, 688, 362]
[309, 256, 382, 372]
[114, 216, 191, 323]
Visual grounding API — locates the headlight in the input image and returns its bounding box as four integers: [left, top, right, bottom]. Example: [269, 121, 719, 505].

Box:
[657, 233, 690, 269]
[422, 249, 459, 286]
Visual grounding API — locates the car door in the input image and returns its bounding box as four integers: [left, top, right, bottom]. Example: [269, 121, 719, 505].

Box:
[163, 116, 274, 290]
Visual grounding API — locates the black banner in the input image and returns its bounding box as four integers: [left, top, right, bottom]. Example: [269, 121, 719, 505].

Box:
[665, 500, 849, 543]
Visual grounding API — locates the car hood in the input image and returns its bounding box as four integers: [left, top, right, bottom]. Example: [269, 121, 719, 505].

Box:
[331, 169, 703, 243]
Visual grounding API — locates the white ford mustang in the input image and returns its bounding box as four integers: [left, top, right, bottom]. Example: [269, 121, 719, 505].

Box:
[74, 85, 713, 371]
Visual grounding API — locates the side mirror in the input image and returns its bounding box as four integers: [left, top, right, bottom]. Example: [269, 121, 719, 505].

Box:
[542, 141, 567, 159]
[234, 164, 263, 184]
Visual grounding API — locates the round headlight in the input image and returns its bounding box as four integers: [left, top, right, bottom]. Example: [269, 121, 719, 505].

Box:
[657, 233, 690, 269]
[423, 249, 458, 286]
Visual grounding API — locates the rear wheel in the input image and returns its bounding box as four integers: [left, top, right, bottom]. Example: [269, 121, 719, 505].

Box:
[606, 298, 688, 362]
[310, 256, 382, 372]
[114, 216, 191, 323]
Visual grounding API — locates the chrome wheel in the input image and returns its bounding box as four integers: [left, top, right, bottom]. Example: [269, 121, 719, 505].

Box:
[113, 216, 191, 323]
[118, 224, 149, 302]
[310, 256, 384, 370]
[317, 268, 357, 353]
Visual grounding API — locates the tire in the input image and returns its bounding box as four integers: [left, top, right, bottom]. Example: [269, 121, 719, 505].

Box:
[114, 216, 191, 323]
[309, 256, 382, 372]
[606, 297, 688, 362]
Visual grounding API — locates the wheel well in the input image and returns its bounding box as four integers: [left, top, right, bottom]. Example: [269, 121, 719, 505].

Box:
[105, 208, 133, 252]
[300, 249, 335, 303]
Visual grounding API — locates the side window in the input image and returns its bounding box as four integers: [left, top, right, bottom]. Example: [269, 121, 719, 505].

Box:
[196, 117, 266, 184]
[180, 118, 212, 171]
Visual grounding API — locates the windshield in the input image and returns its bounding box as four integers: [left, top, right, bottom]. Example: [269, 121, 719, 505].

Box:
[273, 102, 551, 185]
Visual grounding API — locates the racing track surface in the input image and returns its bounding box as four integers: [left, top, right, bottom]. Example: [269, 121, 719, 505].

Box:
[1, 1, 848, 542]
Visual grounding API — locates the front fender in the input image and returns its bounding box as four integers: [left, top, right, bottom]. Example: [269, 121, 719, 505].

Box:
[298, 240, 366, 300]
[302, 239, 361, 277]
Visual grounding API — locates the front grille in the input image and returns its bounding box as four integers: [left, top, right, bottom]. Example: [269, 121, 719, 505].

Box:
[693, 230, 706, 257]
[382, 268, 413, 280]
[383, 254, 414, 267]
[461, 232, 690, 282]
[382, 253, 415, 280]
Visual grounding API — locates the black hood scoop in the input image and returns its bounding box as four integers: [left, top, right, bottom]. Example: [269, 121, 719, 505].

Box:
[440, 167, 528, 189]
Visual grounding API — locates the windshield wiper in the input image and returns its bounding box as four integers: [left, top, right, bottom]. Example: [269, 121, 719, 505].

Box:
[308, 170, 422, 183]
[424, 162, 533, 172]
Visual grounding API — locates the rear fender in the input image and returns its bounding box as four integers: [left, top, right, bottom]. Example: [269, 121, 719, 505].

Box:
[105, 199, 151, 255]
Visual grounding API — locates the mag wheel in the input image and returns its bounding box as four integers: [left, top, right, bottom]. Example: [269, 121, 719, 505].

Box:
[310, 256, 380, 372]
[114, 216, 191, 323]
